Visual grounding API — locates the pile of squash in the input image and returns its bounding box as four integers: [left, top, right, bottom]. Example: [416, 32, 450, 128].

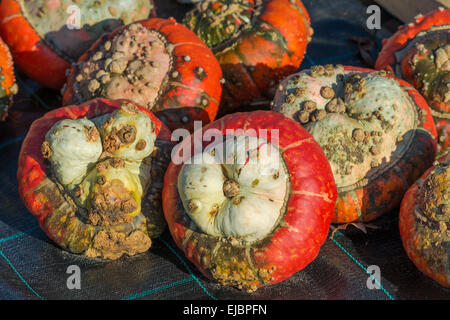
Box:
[0, 1, 447, 291]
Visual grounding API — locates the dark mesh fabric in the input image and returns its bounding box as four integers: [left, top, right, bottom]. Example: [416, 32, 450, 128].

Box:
[0, 0, 449, 300]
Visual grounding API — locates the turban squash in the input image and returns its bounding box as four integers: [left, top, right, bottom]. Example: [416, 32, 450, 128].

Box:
[17, 98, 173, 260]
[184, 0, 313, 114]
[163, 110, 337, 292]
[63, 18, 223, 131]
[376, 8, 450, 156]
[376, 7, 450, 120]
[272, 65, 437, 224]
[399, 152, 450, 288]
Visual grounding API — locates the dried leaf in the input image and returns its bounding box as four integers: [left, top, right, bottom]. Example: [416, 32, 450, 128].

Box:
[330, 222, 379, 239]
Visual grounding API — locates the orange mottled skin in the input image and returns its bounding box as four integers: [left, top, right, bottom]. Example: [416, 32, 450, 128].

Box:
[437, 119, 450, 156]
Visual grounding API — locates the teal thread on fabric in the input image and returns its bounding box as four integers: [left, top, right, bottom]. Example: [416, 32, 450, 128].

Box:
[0, 136, 25, 150]
[332, 238, 395, 300]
[159, 238, 217, 300]
[122, 276, 195, 300]
[0, 129, 42, 299]
[0, 249, 43, 300]
[0, 226, 40, 244]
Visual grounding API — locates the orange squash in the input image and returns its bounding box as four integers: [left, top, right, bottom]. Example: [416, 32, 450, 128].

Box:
[0, 36, 16, 121]
[272, 65, 437, 223]
[63, 18, 223, 132]
[376, 8, 450, 119]
[184, 0, 313, 114]
[163, 111, 337, 291]
[17, 98, 173, 260]
[399, 152, 449, 288]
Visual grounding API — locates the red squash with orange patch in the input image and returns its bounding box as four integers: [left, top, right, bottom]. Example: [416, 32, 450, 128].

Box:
[0, 0, 156, 90]
[63, 18, 223, 131]
[163, 111, 337, 292]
